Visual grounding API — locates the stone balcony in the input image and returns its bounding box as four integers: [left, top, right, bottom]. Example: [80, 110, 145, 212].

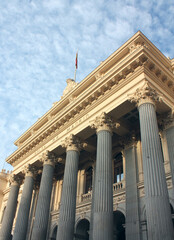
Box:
[80, 180, 125, 204]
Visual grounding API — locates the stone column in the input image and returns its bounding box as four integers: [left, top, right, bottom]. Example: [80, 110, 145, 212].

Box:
[56, 134, 82, 240]
[26, 187, 38, 240]
[129, 82, 174, 240]
[89, 161, 95, 240]
[90, 112, 119, 240]
[0, 175, 21, 240]
[124, 138, 140, 240]
[31, 151, 56, 240]
[12, 165, 36, 240]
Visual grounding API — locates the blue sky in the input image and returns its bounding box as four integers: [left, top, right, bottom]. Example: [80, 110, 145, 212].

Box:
[0, 0, 174, 171]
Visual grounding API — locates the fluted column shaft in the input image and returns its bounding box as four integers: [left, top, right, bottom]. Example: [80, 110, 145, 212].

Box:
[13, 168, 34, 240]
[139, 102, 174, 240]
[56, 150, 79, 240]
[92, 130, 113, 240]
[0, 178, 20, 240]
[89, 164, 95, 240]
[125, 145, 140, 240]
[31, 152, 56, 240]
[166, 125, 174, 189]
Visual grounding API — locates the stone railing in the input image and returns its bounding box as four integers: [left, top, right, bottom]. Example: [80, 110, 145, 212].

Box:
[80, 182, 125, 203]
[113, 181, 125, 192]
[81, 191, 92, 202]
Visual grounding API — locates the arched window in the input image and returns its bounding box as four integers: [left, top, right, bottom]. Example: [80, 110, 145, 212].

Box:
[114, 153, 123, 183]
[75, 219, 90, 240]
[113, 210, 125, 240]
[85, 167, 93, 194]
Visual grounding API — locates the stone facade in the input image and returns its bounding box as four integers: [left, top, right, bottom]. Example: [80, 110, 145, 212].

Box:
[0, 31, 174, 240]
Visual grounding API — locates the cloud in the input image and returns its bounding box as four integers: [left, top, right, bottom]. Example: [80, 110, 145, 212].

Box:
[0, 0, 173, 170]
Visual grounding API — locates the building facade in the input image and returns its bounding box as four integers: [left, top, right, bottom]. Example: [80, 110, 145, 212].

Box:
[0, 31, 174, 240]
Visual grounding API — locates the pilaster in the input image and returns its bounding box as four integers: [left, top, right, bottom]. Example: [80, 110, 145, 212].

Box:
[123, 137, 141, 240]
[159, 111, 174, 190]
[165, 123, 174, 192]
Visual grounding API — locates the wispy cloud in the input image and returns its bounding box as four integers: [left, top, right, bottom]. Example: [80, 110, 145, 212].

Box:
[0, 0, 174, 170]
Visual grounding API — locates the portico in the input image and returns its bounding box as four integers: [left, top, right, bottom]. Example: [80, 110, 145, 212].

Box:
[0, 31, 174, 240]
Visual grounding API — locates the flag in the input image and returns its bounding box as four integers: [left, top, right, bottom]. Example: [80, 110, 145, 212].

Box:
[75, 51, 78, 69]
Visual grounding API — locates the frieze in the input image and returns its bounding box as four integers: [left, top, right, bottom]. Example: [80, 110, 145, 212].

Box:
[66, 114, 89, 132]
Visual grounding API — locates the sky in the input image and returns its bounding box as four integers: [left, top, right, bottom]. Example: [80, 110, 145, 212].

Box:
[0, 0, 174, 171]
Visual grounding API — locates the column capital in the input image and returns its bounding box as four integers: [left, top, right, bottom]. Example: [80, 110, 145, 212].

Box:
[62, 134, 85, 152]
[41, 150, 57, 167]
[33, 180, 40, 191]
[9, 174, 22, 186]
[91, 112, 120, 133]
[121, 134, 137, 150]
[23, 164, 37, 178]
[158, 110, 174, 130]
[128, 81, 162, 108]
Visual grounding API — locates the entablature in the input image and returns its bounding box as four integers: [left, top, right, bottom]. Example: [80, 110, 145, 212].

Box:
[7, 31, 174, 168]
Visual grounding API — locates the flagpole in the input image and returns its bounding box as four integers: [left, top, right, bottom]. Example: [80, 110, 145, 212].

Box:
[74, 67, 77, 82]
[74, 50, 78, 82]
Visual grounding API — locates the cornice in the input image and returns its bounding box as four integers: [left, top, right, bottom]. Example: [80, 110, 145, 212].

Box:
[14, 31, 170, 148]
[7, 54, 147, 166]
[6, 31, 174, 166]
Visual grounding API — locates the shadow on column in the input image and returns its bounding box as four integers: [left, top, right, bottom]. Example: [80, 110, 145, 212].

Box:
[113, 211, 125, 240]
[75, 219, 90, 240]
[170, 204, 174, 228]
[50, 225, 58, 240]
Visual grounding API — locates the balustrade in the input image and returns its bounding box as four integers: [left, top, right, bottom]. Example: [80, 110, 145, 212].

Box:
[113, 181, 125, 192]
[81, 192, 92, 202]
[80, 182, 125, 203]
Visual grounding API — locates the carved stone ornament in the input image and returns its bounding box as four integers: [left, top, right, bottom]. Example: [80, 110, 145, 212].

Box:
[9, 174, 22, 186]
[23, 164, 37, 179]
[91, 112, 120, 133]
[41, 150, 57, 167]
[129, 42, 149, 53]
[33, 181, 40, 190]
[121, 133, 137, 149]
[62, 78, 77, 98]
[128, 81, 162, 107]
[129, 42, 142, 53]
[62, 134, 85, 152]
